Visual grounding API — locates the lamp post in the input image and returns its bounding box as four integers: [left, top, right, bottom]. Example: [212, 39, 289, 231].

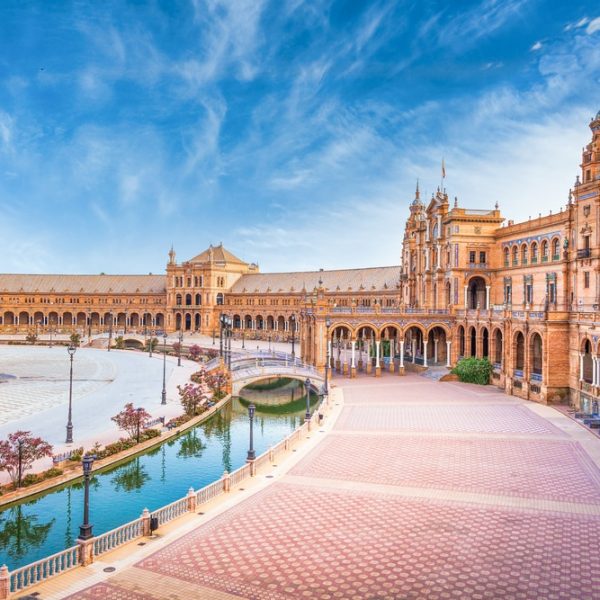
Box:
[325, 317, 331, 394]
[304, 378, 311, 421]
[161, 333, 167, 405]
[66, 344, 76, 444]
[212, 328, 215, 345]
[78, 455, 94, 540]
[177, 329, 183, 367]
[290, 314, 296, 359]
[136, 407, 142, 443]
[227, 316, 232, 370]
[247, 403, 256, 461]
[107, 312, 113, 352]
[242, 330, 245, 349]
[87, 310, 91, 340]
[219, 314, 224, 358]
[149, 329, 153, 358]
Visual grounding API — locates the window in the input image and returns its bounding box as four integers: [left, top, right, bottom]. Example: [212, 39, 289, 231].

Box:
[503, 247, 509, 266]
[512, 246, 518, 265]
[584, 272, 590, 288]
[469, 251, 476, 264]
[541, 240, 549, 261]
[548, 282, 556, 304]
[552, 239, 560, 260]
[479, 251, 486, 264]
[526, 284, 533, 305]
[531, 242, 538, 263]
[521, 244, 528, 265]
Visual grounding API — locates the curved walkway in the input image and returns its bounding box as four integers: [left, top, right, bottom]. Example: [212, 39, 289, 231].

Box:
[34, 374, 600, 598]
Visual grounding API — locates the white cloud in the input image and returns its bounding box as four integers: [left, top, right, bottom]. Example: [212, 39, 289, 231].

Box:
[531, 41, 542, 51]
[587, 17, 600, 34]
[0, 112, 13, 151]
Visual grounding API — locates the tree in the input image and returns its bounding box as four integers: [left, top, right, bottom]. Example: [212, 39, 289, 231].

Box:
[144, 337, 158, 352]
[69, 332, 81, 346]
[177, 378, 211, 416]
[111, 403, 152, 442]
[114, 336, 125, 349]
[189, 344, 201, 360]
[0, 431, 53, 488]
[206, 369, 229, 399]
[172, 341, 181, 356]
[25, 332, 38, 345]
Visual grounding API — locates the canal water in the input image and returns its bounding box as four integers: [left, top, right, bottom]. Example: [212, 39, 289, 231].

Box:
[0, 379, 317, 570]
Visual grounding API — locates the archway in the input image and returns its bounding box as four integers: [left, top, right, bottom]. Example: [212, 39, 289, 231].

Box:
[129, 313, 139, 329]
[4, 311, 14, 325]
[469, 326, 477, 357]
[514, 331, 525, 374]
[63, 312, 73, 328]
[185, 294, 192, 306]
[185, 313, 192, 331]
[457, 325, 465, 357]
[233, 314, 241, 329]
[266, 316, 275, 330]
[467, 277, 487, 309]
[175, 313, 182, 331]
[381, 325, 401, 371]
[582, 339, 593, 384]
[331, 325, 353, 375]
[530, 333, 543, 379]
[493, 328, 503, 367]
[405, 325, 425, 365]
[356, 325, 377, 374]
[481, 327, 489, 359]
[427, 326, 448, 365]
[195, 313, 201, 330]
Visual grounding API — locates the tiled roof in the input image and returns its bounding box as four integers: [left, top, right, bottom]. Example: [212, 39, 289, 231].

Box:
[0, 274, 166, 294]
[230, 266, 401, 294]
[187, 244, 247, 265]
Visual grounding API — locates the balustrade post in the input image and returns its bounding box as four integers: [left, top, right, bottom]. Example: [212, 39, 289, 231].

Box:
[284, 438, 290, 450]
[141, 508, 151, 536]
[269, 446, 274, 462]
[187, 487, 197, 512]
[222, 470, 231, 493]
[0, 565, 9, 600]
[248, 459, 256, 476]
[77, 537, 95, 567]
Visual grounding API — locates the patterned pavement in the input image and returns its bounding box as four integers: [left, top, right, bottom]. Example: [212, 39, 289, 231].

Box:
[61, 373, 600, 599]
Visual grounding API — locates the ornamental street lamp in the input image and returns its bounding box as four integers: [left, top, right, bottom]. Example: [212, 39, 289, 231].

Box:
[78, 455, 95, 540]
[66, 344, 76, 444]
[290, 314, 296, 359]
[212, 328, 216, 345]
[304, 378, 311, 421]
[219, 314, 225, 358]
[226, 316, 233, 370]
[87, 310, 91, 340]
[136, 407, 143, 443]
[325, 318, 331, 395]
[247, 403, 256, 461]
[242, 330, 245, 349]
[107, 313, 113, 352]
[149, 329, 154, 358]
[177, 329, 183, 367]
[161, 333, 167, 405]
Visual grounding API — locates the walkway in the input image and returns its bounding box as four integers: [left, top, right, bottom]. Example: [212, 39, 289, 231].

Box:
[29, 374, 600, 598]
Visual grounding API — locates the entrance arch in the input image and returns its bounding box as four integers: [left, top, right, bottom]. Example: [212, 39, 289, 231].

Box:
[481, 327, 489, 359]
[493, 328, 503, 367]
[356, 325, 377, 374]
[469, 326, 477, 357]
[185, 313, 192, 331]
[467, 276, 487, 309]
[404, 325, 425, 365]
[530, 333, 543, 379]
[427, 326, 448, 365]
[514, 331, 525, 374]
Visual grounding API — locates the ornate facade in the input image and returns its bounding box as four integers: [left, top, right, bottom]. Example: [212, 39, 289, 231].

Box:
[2, 112, 600, 409]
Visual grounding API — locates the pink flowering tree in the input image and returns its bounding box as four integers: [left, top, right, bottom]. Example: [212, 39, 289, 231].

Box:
[111, 403, 152, 442]
[189, 344, 202, 360]
[0, 431, 53, 488]
[178, 378, 211, 417]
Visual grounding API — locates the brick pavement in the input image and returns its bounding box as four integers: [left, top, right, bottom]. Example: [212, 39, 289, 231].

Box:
[54, 373, 600, 599]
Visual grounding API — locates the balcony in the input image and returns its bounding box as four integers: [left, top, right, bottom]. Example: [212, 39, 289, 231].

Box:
[577, 248, 591, 259]
[541, 256, 548, 263]
[468, 262, 488, 270]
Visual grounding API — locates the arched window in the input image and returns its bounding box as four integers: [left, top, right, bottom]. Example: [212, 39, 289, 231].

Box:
[552, 238, 560, 260]
[583, 339, 593, 383]
[503, 247, 509, 266]
[494, 329, 503, 366]
[458, 326, 465, 356]
[531, 242, 538, 263]
[521, 244, 528, 265]
[185, 293, 192, 306]
[531, 333, 543, 376]
[195, 293, 201, 306]
[175, 294, 182, 306]
[541, 240, 549, 261]
[216, 293, 224, 306]
[515, 332, 525, 372]
[512, 246, 518, 265]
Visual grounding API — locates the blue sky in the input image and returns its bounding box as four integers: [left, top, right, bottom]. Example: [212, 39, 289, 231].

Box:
[0, 0, 599, 274]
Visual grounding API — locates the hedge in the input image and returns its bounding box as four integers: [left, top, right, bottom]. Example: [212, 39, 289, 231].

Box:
[451, 357, 492, 385]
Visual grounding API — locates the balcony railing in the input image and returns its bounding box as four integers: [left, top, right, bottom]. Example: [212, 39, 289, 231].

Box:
[552, 254, 560, 261]
[468, 262, 488, 270]
[577, 248, 591, 259]
[542, 256, 549, 262]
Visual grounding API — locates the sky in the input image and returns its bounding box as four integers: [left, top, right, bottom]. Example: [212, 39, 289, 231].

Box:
[0, 0, 599, 275]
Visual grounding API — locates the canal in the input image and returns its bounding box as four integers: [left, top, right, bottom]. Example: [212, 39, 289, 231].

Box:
[0, 378, 317, 570]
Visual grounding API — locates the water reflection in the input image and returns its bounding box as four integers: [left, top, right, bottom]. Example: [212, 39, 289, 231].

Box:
[0, 382, 308, 570]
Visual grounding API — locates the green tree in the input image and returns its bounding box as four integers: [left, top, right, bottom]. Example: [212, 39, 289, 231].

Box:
[69, 332, 81, 346]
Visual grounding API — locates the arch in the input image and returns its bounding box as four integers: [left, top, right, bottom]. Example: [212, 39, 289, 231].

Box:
[244, 314, 253, 329]
[467, 276, 487, 309]
[521, 243, 528, 264]
[493, 328, 503, 366]
[503, 247, 509, 265]
[512, 245, 518, 265]
[90, 312, 101, 330]
[142, 312, 152, 327]
[185, 313, 192, 331]
[514, 331, 525, 372]
[116, 312, 126, 327]
[551, 237, 560, 260]
[331, 324, 353, 372]
[469, 326, 477, 357]
[185, 293, 192, 307]
[33, 311, 44, 325]
[445, 280, 451, 305]
[194, 313, 201, 330]
[266, 315, 275, 330]
[481, 326, 489, 359]
[582, 338, 593, 383]
[195, 293, 201, 306]
[427, 326, 448, 365]
[405, 325, 425, 364]
[530, 332, 543, 377]
[155, 313, 165, 328]
[18, 311, 29, 326]
[216, 293, 224, 306]
[48, 311, 59, 326]
[530, 241, 538, 263]
[175, 312, 182, 330]
[457, 325, 465, 357]
[63, 311, 73, 327]
[277, 315, 286, 331]
[130, 313, 139, 328]
[77, 312, 87, 326]
[541, 239, 549, 261]
[233, 314, 241, 329]
[4, 311, 15, 325]
[175, 294, 182, 306]
[256, 315, 264, 330]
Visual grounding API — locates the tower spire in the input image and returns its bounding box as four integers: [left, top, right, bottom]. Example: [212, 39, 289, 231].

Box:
[415, 179, 420, 200]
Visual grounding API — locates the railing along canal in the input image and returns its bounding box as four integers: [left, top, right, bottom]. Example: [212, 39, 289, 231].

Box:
[1, 394, 331, 599]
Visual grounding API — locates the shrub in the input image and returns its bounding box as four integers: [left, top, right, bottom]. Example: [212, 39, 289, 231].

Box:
[41, 467, 63, 480]
[25, 333, 38, 345]
[69, 332, 81, 346]
[451, 357, 492, 385]
[114, 336, 125, 349]
[69, 447, 84, 462]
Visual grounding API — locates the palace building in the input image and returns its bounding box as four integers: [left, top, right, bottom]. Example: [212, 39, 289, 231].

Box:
[1, 111, 600, 410]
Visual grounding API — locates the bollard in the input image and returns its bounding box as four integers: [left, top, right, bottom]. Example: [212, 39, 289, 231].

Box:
[187, 487, 196, 512]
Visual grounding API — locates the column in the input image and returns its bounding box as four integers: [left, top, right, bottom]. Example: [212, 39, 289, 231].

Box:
[412, 339, 417, 363]
[436, 244, 441, 269]
[485, 286, 491, 310]
[464, 285, 468, 309]
[437, 215, 442, 238]
[351, 340, 356, 378]
[446, 341, 451, 367]
[579, 353, 584, 382]
[389, 339, 395, 372]
[328, 340, 332, 367]
[433, 339, 438, 363]
[593, 357, 598, 387]
[423, 340, 428, 367]
[375, 340, 381, 377]
[399, 340, 405, 368]
[343, 338, 348, 376]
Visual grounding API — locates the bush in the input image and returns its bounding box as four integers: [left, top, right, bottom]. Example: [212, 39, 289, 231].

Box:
[21, 474, 40, 487]
[41, 467, 63, 480]
[69, 447, 84, 462]
[451, 357, 492, 385]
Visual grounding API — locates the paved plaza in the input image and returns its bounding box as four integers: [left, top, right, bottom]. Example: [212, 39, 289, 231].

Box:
[0, 346, 197, 476]
[33, 374, 600, 598]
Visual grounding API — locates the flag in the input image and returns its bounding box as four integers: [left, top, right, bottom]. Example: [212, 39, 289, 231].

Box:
[442, 158, 446, 179]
